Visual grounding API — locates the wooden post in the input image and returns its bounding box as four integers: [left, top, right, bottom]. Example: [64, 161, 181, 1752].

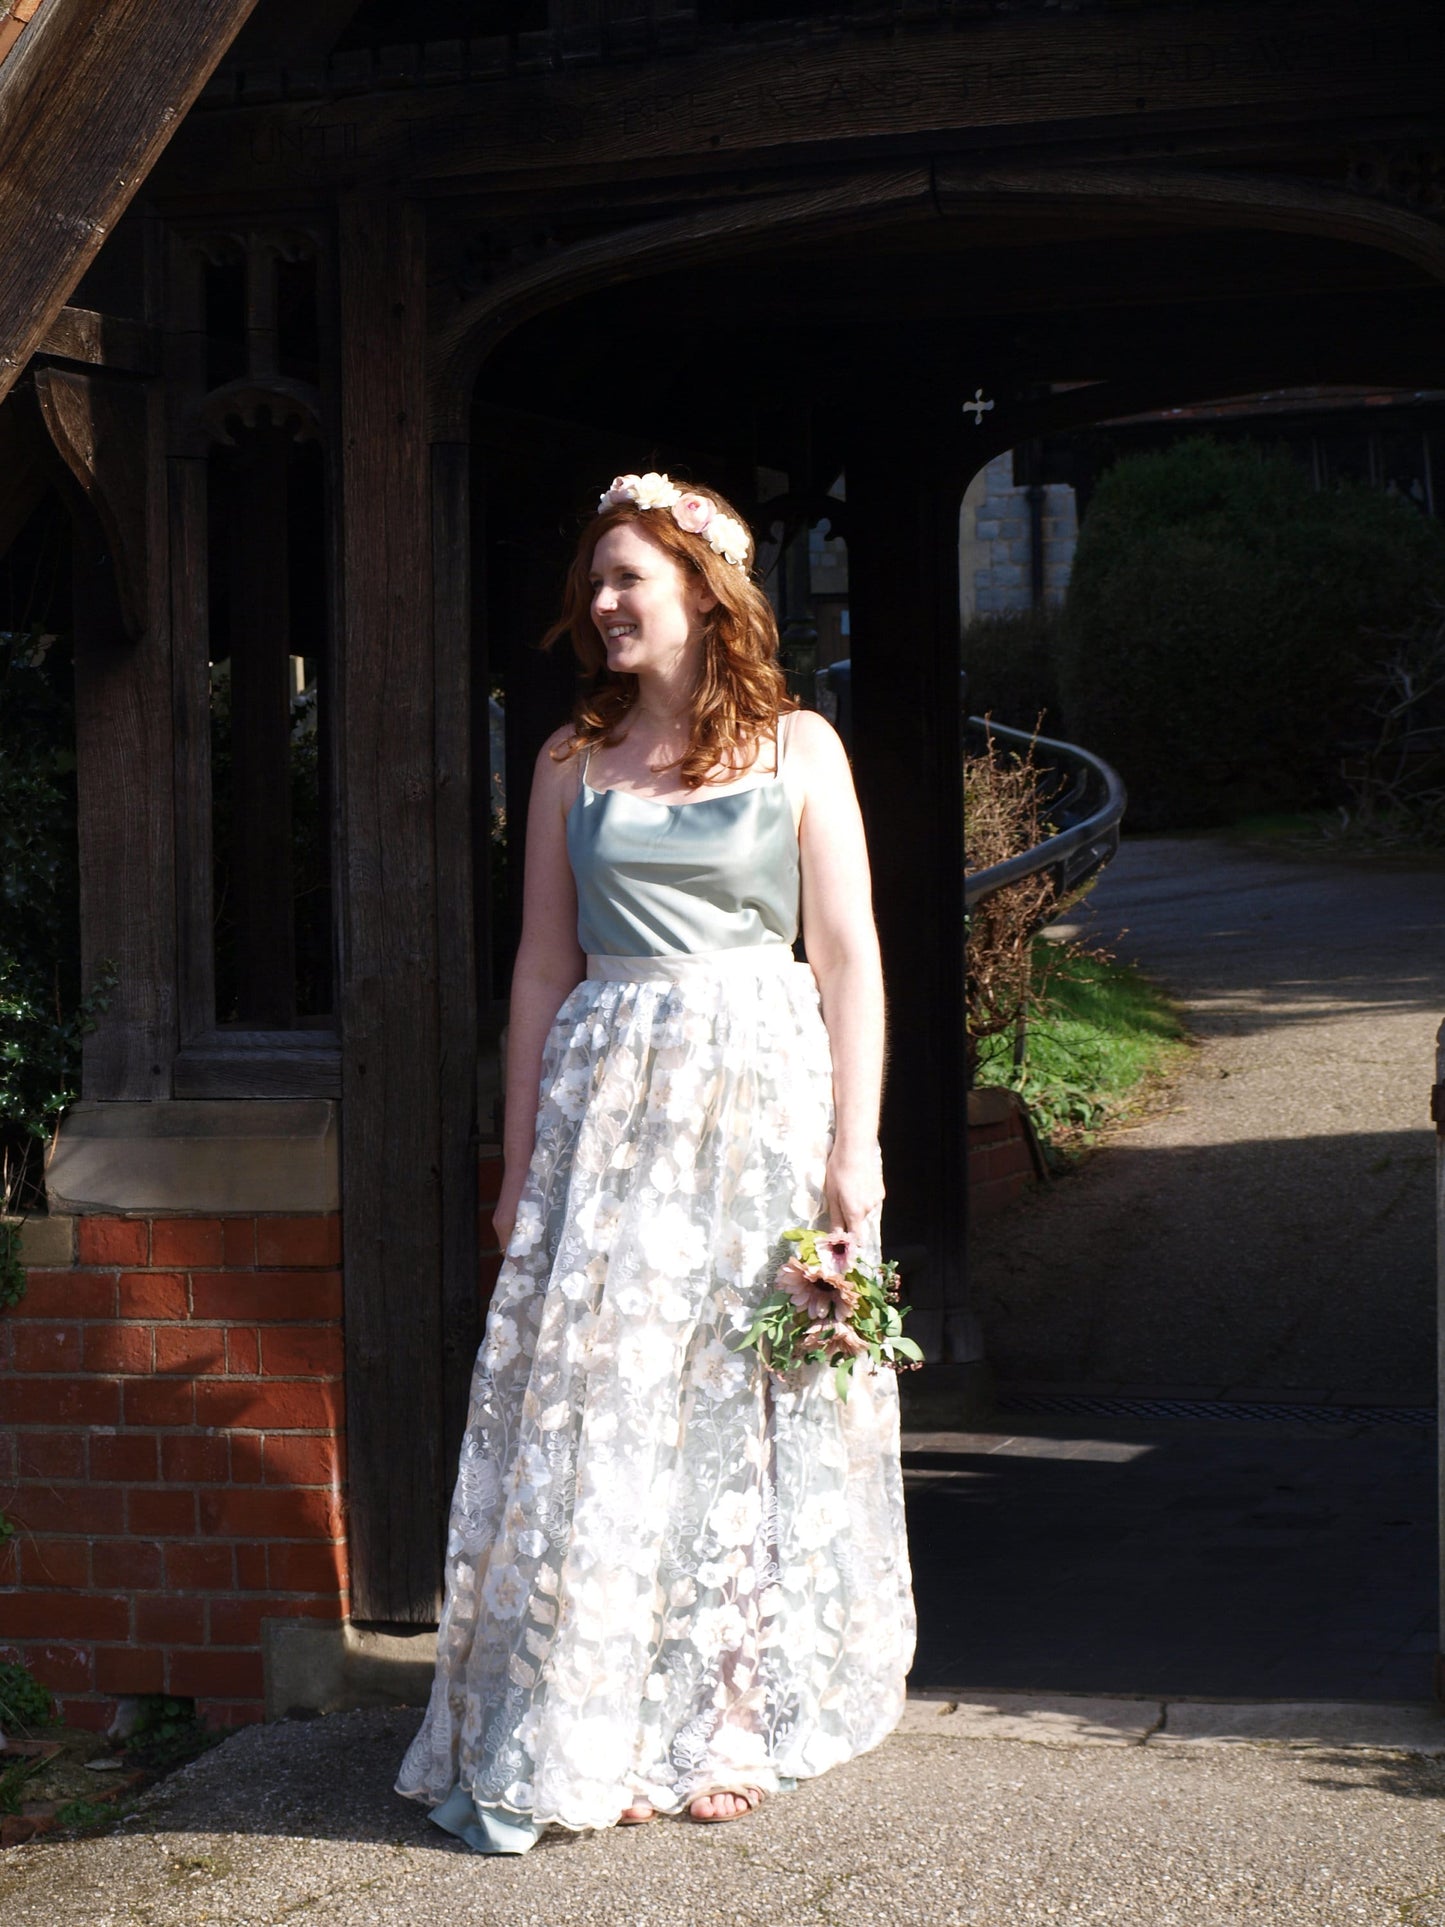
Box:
[35, 366, 176, 1100]
[845, 427, 974, 1368]
[338, 194, 444, 1623]
[432, 436, 481, 1484]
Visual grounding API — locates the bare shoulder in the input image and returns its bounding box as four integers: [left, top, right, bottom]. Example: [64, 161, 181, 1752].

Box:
[536, 723, 580, 778]
[785, 706, 852, 780]
[533, 723, 583, 811]
[786, 706, 846, 755]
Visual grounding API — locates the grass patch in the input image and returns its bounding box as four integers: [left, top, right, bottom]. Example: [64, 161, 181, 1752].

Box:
[1230, 808, 1445, 867]
[974, 941, 1192, 1158]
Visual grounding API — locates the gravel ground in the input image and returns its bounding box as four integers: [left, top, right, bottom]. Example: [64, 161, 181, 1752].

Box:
[975, 835, 1445, 1401]
[4, 1703, 1445, 1926]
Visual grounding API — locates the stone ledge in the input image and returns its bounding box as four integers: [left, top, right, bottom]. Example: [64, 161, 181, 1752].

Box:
[899, 1691, 1445, 1755]
[46, 1100, 339, 1215]
[263, 1620, 438, 1722]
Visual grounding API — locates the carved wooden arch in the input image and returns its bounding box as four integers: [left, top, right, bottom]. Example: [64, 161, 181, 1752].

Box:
[428, 166, 935, 439]
[32, 364, 150, 641]
[429, 161, 1445, 443]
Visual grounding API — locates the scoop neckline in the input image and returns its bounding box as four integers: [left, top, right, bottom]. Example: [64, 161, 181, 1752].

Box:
[580, 773, 784, 808]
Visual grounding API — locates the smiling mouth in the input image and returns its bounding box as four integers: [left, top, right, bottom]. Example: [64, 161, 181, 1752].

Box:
[604, 624, 637, 641]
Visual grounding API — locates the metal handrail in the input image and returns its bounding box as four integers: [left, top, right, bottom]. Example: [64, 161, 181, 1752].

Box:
[964, 717, 1127, 911]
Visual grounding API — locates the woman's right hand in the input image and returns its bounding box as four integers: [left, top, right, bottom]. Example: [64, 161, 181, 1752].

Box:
[492, 1163, 527, 1254]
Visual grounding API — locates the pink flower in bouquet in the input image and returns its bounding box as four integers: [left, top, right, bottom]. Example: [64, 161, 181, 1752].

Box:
[813, 1319, 868, 1357]
[672, 493, 715, 535]
[777, 1254, 859, 1323]
[777, 1256, 835, 1324]
[817, 1233, 857, 1284]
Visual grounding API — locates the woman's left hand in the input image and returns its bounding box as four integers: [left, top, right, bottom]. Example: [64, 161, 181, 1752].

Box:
[823, 1140, 885, 1238]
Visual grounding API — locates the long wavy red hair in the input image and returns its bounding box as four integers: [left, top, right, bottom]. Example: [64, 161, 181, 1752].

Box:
[541, 488, 796, 788]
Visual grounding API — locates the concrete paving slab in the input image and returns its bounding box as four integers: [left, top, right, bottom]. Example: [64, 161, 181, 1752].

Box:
[1154, 1698, 1445, 1753]
[6, 1704, 1445, 1926]
[899, 1690, 1163, 1746]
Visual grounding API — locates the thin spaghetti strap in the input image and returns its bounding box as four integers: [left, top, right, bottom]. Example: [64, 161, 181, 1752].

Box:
[580, 741, 593, 793]
[775, 710, 790, 777]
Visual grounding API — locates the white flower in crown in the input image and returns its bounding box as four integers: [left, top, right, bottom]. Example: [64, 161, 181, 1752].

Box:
[705, 512, 751, 567]
[631, 470, 683, 511]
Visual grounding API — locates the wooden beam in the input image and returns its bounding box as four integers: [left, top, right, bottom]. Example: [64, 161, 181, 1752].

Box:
[337, 192, 444, 1625]
[34, 305, 158, 374]
[155, 0, 1445, 198]
[0, 0, 262, 408]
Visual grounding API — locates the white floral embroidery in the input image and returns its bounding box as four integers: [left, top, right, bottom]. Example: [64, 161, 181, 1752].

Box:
[395, 964, 914, 1835]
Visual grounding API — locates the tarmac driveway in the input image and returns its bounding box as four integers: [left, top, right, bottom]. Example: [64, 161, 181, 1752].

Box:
[973, 834, 1445, 1403]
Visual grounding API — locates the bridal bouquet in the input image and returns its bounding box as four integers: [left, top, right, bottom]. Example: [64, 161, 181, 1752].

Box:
[733, 1228, 923, 1400]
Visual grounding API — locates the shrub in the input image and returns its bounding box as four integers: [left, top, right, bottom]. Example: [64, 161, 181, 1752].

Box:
[1056, 436, 1445, 828]
[0, 1657, 56, 1736]
[961, 604, 1066, 737]
[0, 625, 115, 1219]
[965, 730, 1063, 1068]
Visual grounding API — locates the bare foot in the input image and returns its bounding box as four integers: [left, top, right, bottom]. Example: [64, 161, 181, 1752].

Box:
[687, 1788, 762, 1823]
[618, 1802, 657, 1825]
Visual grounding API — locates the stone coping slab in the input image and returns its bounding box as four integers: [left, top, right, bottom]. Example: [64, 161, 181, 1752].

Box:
[259, 1634, 1445, 1759]
[45, 1099, 338, 1214]
[901, 1690, 1445, 1754]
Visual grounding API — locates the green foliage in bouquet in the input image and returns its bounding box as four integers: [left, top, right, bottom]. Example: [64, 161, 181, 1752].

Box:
[733, 1227, 923, 1402]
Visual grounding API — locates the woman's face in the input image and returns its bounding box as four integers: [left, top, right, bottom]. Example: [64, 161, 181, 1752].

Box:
[589, 521, 716, 683]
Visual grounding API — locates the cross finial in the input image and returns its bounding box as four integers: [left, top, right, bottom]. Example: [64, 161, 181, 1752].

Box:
[962, 387, 995, 426]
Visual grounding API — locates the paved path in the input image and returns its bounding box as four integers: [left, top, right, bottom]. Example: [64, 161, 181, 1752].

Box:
[973, 835, 1445, 1402]
[905, 1415, 1436, 1703]
[5, 1700, 1445, 1926]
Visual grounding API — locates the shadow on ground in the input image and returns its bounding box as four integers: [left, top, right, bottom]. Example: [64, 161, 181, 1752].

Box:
[905, 1416, 1436, 1703]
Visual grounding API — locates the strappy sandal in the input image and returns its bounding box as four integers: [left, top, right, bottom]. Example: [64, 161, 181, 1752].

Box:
[618, 1802, 658, 1826]
[687, 1787, 763, 1823]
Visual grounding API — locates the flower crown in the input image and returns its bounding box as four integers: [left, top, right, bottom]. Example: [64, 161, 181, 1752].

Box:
[597, 472, 752, 570]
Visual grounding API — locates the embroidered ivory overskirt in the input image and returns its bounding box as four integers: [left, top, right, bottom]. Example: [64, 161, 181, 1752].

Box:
[395, 961, 915, 1832]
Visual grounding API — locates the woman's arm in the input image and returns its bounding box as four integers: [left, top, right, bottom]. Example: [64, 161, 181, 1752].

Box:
[493, 729, 587, 1249]
[791, 708, 888, 1237]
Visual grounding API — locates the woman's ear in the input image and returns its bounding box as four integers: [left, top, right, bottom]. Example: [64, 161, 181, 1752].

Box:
[692, 579, 719, 617]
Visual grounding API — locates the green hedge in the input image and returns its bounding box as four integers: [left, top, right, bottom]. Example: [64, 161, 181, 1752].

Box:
[961, 605, 1066, 737]
[1055, 436, 1445, 828]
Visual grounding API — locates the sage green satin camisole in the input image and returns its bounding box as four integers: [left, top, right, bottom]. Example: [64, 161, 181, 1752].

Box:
[566, 720, 800, 959]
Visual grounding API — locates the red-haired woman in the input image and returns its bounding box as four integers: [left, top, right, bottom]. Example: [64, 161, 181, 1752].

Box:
[396, 475, 915, 1852]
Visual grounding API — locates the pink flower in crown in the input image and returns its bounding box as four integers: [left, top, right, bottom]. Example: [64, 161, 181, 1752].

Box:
[672, 493, 716, 536]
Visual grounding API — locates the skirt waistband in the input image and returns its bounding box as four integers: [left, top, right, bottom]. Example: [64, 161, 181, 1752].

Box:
[586, 945, 804, 984]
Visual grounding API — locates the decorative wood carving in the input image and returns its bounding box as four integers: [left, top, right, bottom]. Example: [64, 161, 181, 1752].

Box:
[197, 374, 322, 445]
[430, 168, 934, 436]
[32, 365, 150, 640]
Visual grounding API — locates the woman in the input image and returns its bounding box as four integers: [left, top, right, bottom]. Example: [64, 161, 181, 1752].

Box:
[396, 472, 914, 1852]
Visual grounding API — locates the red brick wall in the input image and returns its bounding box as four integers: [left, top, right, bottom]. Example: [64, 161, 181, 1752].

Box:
[969, 1092, 1046, 1217]
[0, 1212, 346, 1731]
